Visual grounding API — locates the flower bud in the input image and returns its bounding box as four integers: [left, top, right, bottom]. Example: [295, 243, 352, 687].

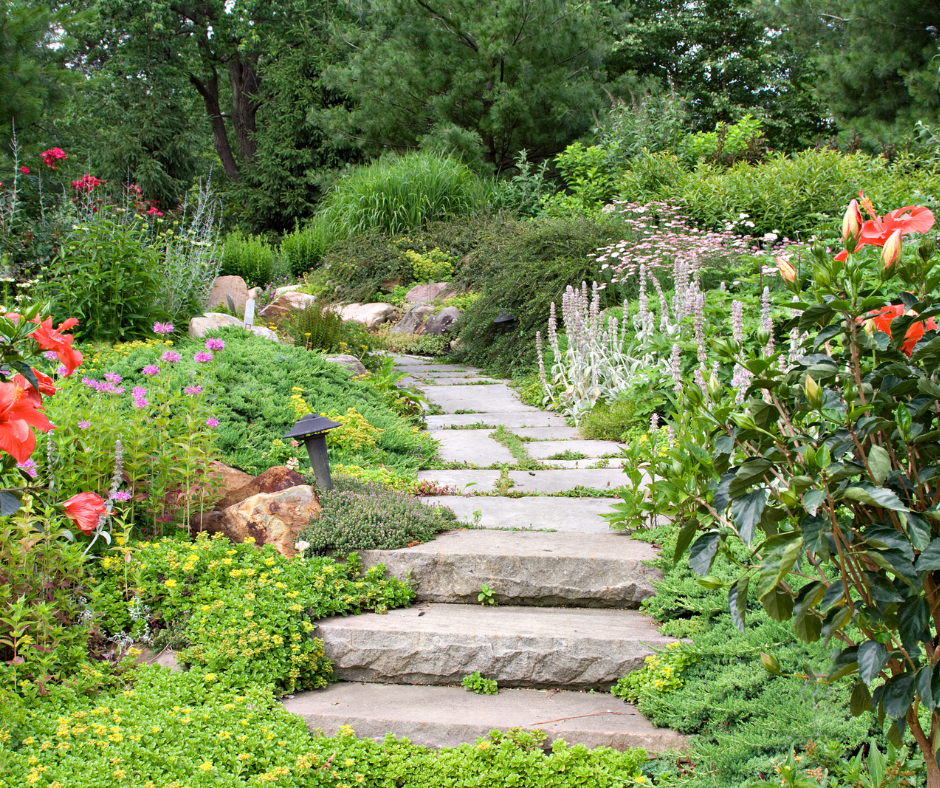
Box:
[804, 375, 822, 408]
[775, 256, 795, 282]
[881, 229, 902, 269]
[841, 199, 862, 243]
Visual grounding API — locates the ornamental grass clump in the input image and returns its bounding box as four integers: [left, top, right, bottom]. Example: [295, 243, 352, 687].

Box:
[299, 479, 456, 554]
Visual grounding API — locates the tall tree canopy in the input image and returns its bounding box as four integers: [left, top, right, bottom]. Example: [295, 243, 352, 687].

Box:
[764, 0, 940, 142]
[324, 0, 609, 172]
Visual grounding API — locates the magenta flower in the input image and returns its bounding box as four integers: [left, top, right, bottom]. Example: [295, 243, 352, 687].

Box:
[81, 377, 98, 389]
[133, 398, 148, 409]
[110, 490, 132, 502]
[132, 386, 147, 399]
[205, 338, 224, 351]
[153, 322, 174, 334]
[56, 365, 68, 376]
[143, 364, 160, 376]
[16, 459, 37, 478]
[206, 418, 219, 428]
[162, 351, 181, 363]
[43, 351, 58, 361]
[184, 385, 203, 396]
[194, 351, 213, 363]
[105, 372, 122, 383]
[78, 420, 91, 429]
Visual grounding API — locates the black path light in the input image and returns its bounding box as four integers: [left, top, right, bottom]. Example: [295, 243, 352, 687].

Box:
[284, 414, 343, 491]
[493, 310, 516, 333]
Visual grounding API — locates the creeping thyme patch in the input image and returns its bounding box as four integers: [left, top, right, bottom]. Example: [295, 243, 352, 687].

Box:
[90, 533, 414, 693]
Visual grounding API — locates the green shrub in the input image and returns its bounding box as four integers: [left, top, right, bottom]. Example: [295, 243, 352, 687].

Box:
[372, 326, 451, 357]
[617, 148, 940, 239]
[299, 479, 456, 554]
[404, 247, 454, 283]
[36, 213, 167, 341]
[579, 395, 664, 442]
[318, 152, 485, 238]
[286, 299, 348, 352]
[96, 329, 434, 476]
[462, 671, 498, 695]
[280, 220, 332, 276]
[453, 214, 630, 374]
[1, 669, 648, 787]
[220, 230, 276, 285]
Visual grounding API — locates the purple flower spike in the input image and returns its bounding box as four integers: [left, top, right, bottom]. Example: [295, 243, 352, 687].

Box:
[194, 351, 213, 363]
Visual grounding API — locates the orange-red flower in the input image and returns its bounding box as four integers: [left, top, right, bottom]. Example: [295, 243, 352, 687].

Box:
[0, 374, 54, 463]
[27, 368, 57, 398]
[776, 256, 796, 282]
[863, 304, 938, 356]
[858, 205, 935, 248]
[62, 492, 107, 535]
[29, 317, 83, 376]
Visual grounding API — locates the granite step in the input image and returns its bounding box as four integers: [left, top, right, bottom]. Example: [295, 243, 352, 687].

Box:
[422, 496, 618, 533]
[283, 682, 686, 752]
[359, 529, 659, 608]
[315, 603, 672, 689]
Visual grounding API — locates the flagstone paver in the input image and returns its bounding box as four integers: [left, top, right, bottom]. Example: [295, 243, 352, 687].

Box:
[525, 439, 625, 459]
[432, 431, 515, 466]
[421, 495, 617, 533]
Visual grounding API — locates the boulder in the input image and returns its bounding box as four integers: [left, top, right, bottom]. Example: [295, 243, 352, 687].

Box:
[340, 302, 397, 329]
[258, 291, 317, 324]
[188, 313, 242, 338]
[211, 485, 322, 557]
[207, 275, 249, 312]
[193, 466, 307, 532]
[247, 287, 262, 300]
[381, 276, 403, 291]
[188, 313, 281, 343]
[424, 306, 461, 335]
[274, 284, 304, 298]
[391, 304, 435, 334]
[405, 282, 449, 303]
[326, 354, 368, 376]
[208, 461, 254, 499]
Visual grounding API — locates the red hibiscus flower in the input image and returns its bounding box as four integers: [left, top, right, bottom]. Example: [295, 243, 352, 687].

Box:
[863, 304, 938, 356]
[0, 375, 54, 463]
[29, 317, 83, 375]
[62, 492, 108, 535]
[859, 205, 935, 247]
[27, 368, 57, 398]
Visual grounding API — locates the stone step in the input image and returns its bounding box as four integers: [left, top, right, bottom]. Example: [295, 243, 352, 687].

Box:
[423, 383, 537, 413]
[426, 412, 569, 429]
[423, 496, 618, 533]
[359, 529, 659, 608]
[525, 439, 625, 460]
[432, 431, 515, 465]
[315, 603, 672, 689]
[283, 682, 686, 753]
[416, 468, 628, 495]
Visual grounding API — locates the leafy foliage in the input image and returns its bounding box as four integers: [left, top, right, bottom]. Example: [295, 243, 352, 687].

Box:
[220, 230, 276, 286]
[462, 671, 498, 695]
[299, 478, 456, 554]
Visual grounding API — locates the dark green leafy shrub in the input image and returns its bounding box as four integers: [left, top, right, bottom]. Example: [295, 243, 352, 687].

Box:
[219, 229, 276, 285]
[37, 213, 167, 341]
[280, 220, 332, 276]
[299, 479, 456, 554]
[579, 395, 665, 442]
[453, 214, 631, 374]
[287, 299, 352, 352]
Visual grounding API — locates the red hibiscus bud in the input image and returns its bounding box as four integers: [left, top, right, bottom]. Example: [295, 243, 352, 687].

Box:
[62, 492, 108, 535]
[775, 256, 795, 282]
[881, 229, 902, 269]
[842, 199, 862, 243]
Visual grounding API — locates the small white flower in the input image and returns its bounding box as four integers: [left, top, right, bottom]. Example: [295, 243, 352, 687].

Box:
[294, 540, 310, 553]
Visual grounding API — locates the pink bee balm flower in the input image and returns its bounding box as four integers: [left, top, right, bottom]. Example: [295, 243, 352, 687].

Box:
[206, 418, 219, 428]
[205, 338, 224, 351]
[110, 490, 132, 502]
[105, 373, 122, 383]
[43, 351, 58, 361]
[78, 420, 91, 429]
[132, 387, 147, 399]
[143, 365, 160, 376]
[184, 385, 203, 396]
[161, 351, 181, 363]
[56, 366, 67, 376]
[132, 398, 148, 409]
[194, 351, 213, 363]
[153, 322, 174, 334]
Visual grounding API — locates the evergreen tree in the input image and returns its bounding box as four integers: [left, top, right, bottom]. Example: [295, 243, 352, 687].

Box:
[324, 0, 609, 172]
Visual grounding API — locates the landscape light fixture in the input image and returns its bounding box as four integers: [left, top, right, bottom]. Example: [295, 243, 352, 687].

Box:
[493, 310, 516, 333]
[283, 414, 343, 491]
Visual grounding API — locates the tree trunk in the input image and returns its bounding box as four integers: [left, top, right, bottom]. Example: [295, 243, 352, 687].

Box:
[926, 757, 939, 788]
[228, 58, 260, 164]
[190, 70, 241, 181]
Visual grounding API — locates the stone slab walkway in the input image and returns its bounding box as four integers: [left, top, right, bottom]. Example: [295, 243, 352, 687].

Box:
[286, 355, 681, 755]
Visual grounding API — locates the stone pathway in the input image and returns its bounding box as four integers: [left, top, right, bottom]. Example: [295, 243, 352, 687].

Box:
[285, 355, 683, 753]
